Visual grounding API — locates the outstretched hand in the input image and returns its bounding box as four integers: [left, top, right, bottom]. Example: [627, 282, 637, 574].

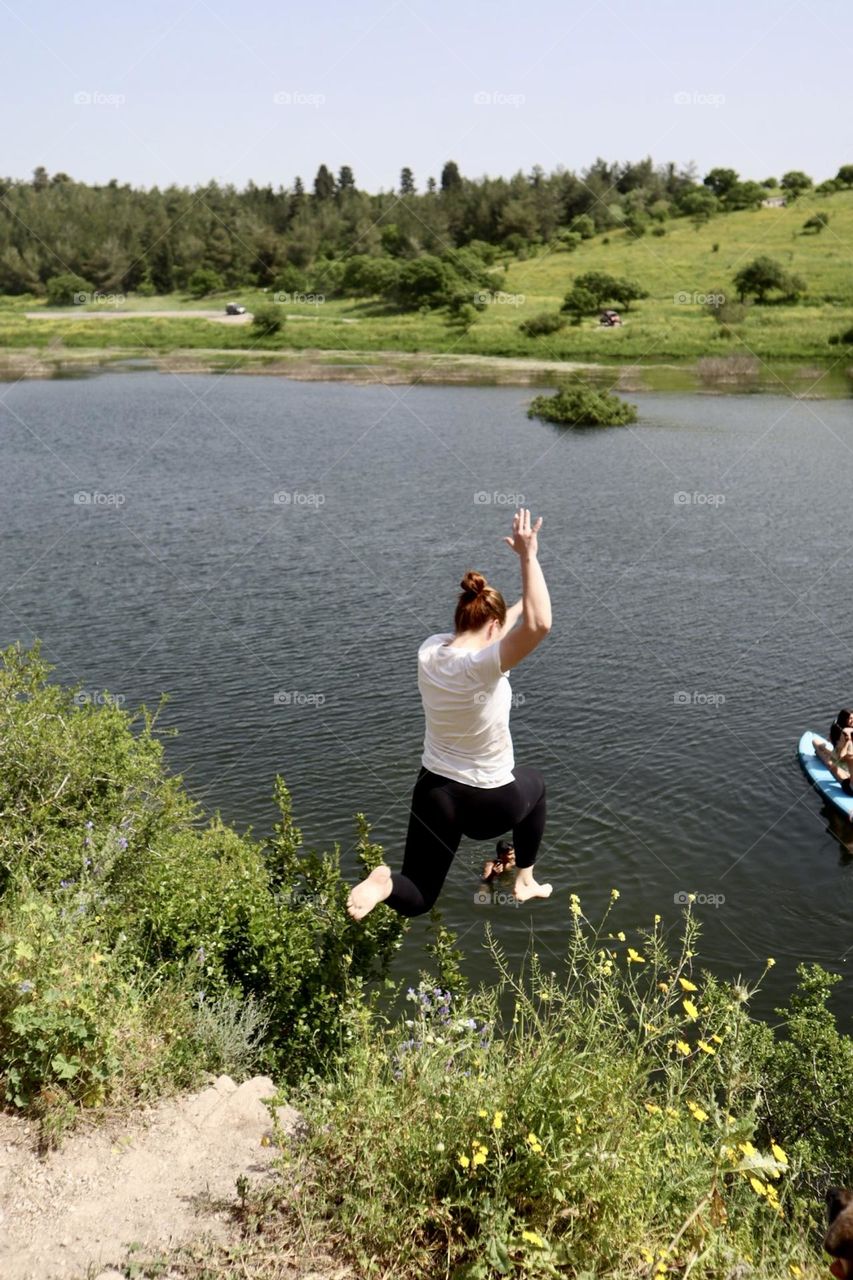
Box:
[503, 507, 543, 558]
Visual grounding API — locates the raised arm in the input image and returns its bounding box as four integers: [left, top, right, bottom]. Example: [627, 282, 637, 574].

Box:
[495, 597, 523, 639]
[499, 509, 552, 671]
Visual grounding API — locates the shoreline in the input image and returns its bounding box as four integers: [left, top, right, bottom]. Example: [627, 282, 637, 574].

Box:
[0, 344, 849, 396]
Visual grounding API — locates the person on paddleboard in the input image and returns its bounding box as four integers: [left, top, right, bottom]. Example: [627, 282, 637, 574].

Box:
[347, 508, 553, 920]
[813, 709, 853, 790]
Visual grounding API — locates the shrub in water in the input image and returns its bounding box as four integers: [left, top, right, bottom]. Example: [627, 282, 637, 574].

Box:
[528, 380, 638, 426]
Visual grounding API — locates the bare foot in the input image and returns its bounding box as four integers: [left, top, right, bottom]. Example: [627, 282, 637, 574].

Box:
[347, 865, 393, 920]
[513, 870, 553, 902]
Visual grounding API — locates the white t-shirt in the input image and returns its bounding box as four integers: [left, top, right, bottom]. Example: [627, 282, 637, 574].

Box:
[418, 632, 515, 788]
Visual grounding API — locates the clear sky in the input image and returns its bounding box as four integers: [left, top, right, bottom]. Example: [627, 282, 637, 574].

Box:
[2, 0, 850, 192]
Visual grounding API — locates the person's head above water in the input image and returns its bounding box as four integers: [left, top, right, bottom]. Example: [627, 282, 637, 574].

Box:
[454, 570, 507, 636]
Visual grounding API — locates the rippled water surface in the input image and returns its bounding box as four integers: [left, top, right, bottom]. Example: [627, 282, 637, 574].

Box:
[2, 372, 853, 1021]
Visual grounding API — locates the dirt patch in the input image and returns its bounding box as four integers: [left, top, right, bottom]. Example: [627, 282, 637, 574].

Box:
[0, 1075, 304, 1280]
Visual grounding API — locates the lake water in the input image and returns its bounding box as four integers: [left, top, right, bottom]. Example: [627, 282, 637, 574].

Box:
[2, 371, 852, 1024]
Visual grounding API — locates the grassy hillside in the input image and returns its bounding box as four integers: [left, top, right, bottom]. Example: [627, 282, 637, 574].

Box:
[2, 191, 853, 370]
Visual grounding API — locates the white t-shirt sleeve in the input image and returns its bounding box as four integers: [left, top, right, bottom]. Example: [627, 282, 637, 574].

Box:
[464, 639, 505, 685]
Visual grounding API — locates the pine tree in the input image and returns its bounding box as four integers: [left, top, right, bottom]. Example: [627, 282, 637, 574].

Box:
[313, 165, 336, 201]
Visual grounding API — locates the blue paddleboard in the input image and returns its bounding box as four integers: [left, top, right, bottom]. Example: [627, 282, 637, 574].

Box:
[798, 730, 853, 820]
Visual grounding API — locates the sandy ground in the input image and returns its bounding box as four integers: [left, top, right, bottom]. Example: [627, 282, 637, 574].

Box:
[0, 1075, 309, 1280]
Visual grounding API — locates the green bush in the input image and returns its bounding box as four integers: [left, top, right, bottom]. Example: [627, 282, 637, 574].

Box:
[0, 880, 213, 1138]
[518, 311, 566, 338]
[0, 642, 404, 1126]
[251, 303, 285, 335]
[291, 903, 816, 1280]
[759, 964, 853, 1190]
[828, 325, 853, 346]
[528, 381, 638, 426]
[45, 273, 94, 306]
[186, 267, 224, 298]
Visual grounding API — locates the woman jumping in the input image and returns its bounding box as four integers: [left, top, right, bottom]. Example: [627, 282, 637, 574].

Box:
[347, 507, 553, 920]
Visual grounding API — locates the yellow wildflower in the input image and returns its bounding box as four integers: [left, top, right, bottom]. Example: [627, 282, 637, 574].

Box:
[658, 981, 669, 992]
[739, 1141, 758, 1158]
[492, 1111, 504, 1130]
[627, 947, 645, 964]
[654, 913, 661, 924]
[526, 1132, 543, 1153]
[570, 899, 581, 917]
[617, 931, 626, 942]
[477, 1108, 488, 1118]
[683, 998, 699, 1021]
[458, 1153, 470, 1169]
[666, 1107, 679, 1118]
[711, 1033, 723, 1044]
[644, 1102, 662, 1114]
[687, 1101, 708, 1122]
[767, 957, 776, 968]
[675, 1040, 691, 1056]
[472, 1148, 487, 1167]
[521, 1230, 545, 1248]
[771, 1142, 788, 1165]
[640, 1248, 654, 1264]
[697, 1040, 716, 1055]
[789, 1265, 802, 1277]
[645, 1023, 660, 1035]
[749, 1175, 766, 1197]
[610, 888, 620, 901]
[678, 977, 698, 991]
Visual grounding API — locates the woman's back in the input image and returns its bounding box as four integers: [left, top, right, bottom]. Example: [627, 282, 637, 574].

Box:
[417, 633, 514, 787]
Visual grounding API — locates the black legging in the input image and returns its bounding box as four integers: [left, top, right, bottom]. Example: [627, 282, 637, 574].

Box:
[386, 765, 547, 917]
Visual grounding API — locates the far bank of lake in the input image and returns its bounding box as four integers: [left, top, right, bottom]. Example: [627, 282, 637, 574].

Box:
[0, 344, 851, 396]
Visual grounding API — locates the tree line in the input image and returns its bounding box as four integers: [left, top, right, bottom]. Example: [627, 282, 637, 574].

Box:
[1, 158, 850, 302]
